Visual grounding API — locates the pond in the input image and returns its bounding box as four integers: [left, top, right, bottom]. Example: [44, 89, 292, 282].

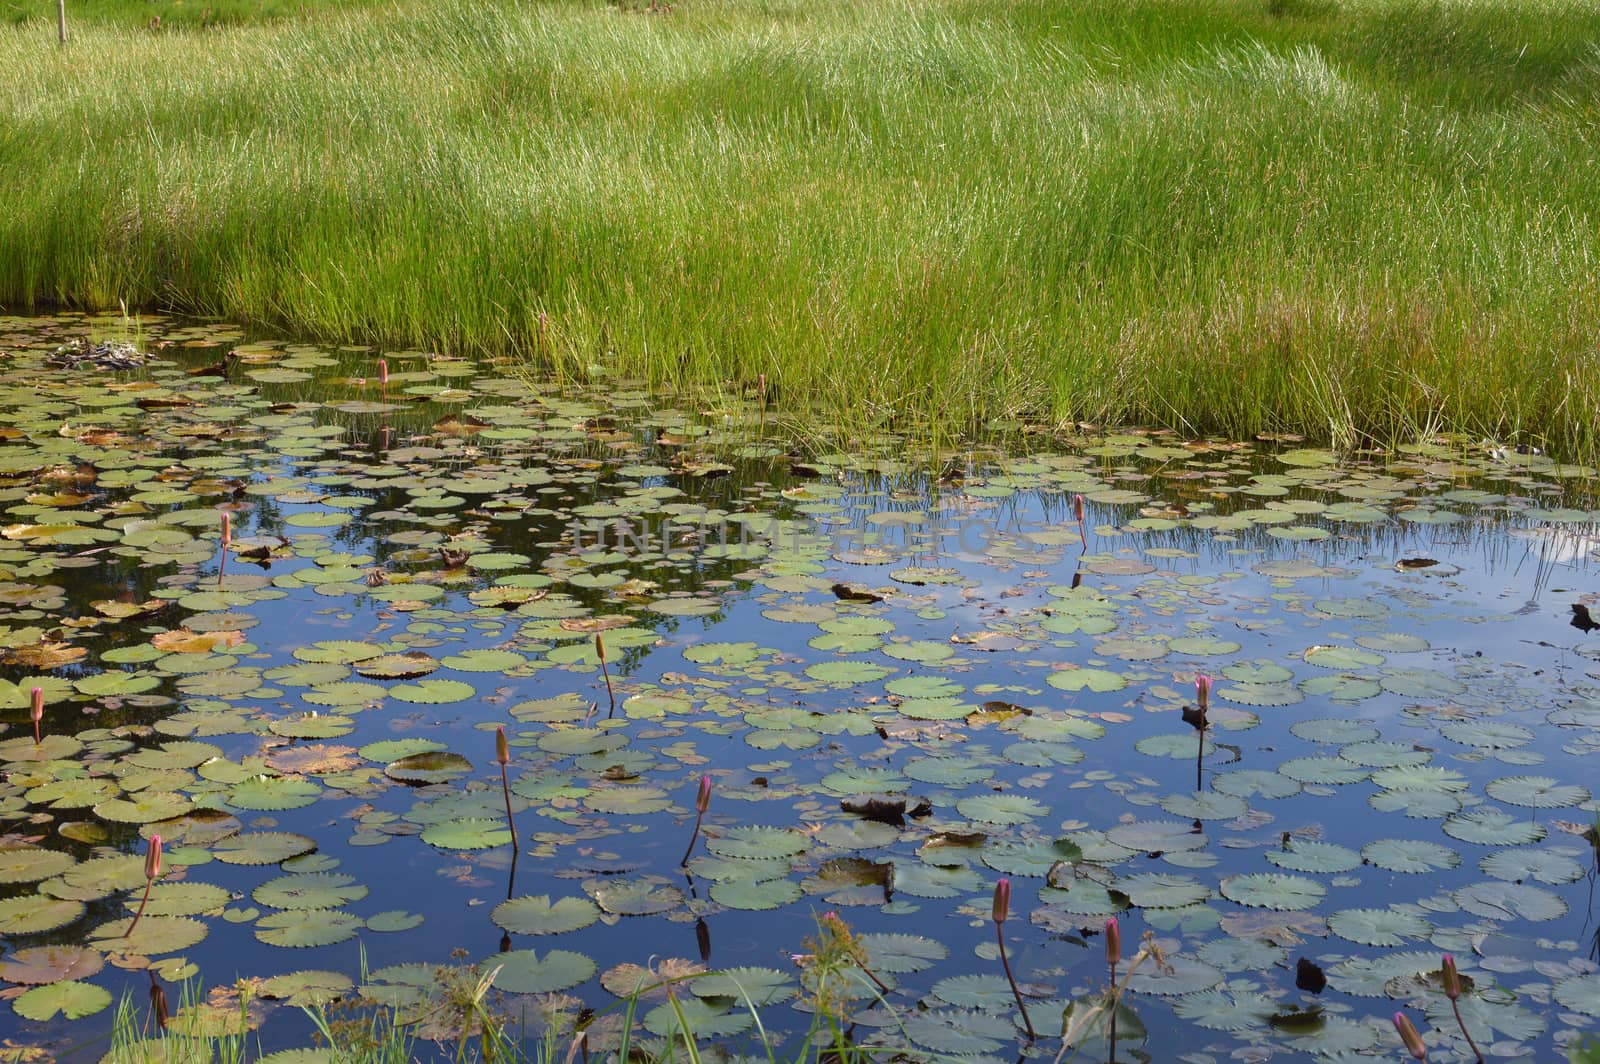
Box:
[0, 312, 1597, 1063]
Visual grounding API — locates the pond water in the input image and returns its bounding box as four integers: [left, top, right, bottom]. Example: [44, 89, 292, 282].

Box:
[0, 312, 1598, 1063]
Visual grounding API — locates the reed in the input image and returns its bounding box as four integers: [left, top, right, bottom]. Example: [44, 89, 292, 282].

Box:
[5, 0, 1600, 456]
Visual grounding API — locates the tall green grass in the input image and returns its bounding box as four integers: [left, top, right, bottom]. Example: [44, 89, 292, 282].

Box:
[4, 0, 1600, 455]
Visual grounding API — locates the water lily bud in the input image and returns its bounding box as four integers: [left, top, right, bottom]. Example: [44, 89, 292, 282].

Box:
[378, 359, 389, 385]
[220, 512, 231, 547]
[1105, 916, 1121, 967]
[1441, 954, 1460, 1001]
[495, 725, 509, 766]
[696, 774, 712, 814]
[1195, 674, 1211, 711]
[144, 834, 162, 882]
[1073, 494, 1086, 524]
[29, 687, 42, 725]
[594, 633, 605, 661]
[1393, 1012, 1427, 1060]
[150, 981, 168, 1029]
[992, 878, 1011, 924]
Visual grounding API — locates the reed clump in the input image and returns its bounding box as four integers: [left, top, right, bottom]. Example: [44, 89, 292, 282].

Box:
[5, 0, 1600, 456]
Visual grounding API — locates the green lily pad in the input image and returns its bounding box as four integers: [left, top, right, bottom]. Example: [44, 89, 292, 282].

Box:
[0, 897, 84, 934]
[0, 846, 76, 883]
[709, 877, 802, 911]
[955, 794, 1047, 825]
[1483, 775, 1590, 808]
[492, 895, 600, 936]
[483, 949, 595, 994]
[13, 980, 111, 1021]
[211, 832, 317, 866]
[390, 679, 475, 704]
[1361, 839, 1459, 874]
[705, 827, 807, 861]
[255, 909, 364, 948]
[420, 819, 512, 850]
[1327, 907, 1431, 946]
[253, 873, 368, 911]
[90, 915, 209, 955]
[858, 933, 947, 973]
[1218, 874, 1325, 911]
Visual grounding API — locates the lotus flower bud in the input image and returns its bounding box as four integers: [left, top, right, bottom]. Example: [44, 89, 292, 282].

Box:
[220, 512, 231, 546]
[1073, 494, 1086, 523]
[495, 725, 509, 766]
[378, 359, 389, 385]
[992, 877, 1010, 925]
[1196, 674, 1211, 711]
[1393, 1012, 1427, 1060]
[29, 687, 42, 725]
[594, 633, 605, 661]
[144, 834, 162, 882]
[1441, 954, 1460, 1001]
[1105, 916, 1121, 967]
[696, 774, 712, 814]
[149, 976, 169, 1030]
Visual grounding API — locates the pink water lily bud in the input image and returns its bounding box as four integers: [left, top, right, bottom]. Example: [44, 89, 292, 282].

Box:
[1393, 1011, 1427, 1060]
[29, 687, 42, 724]
[144, 834, 162, 882]
[992, 877, 1010, 925]
[378, 359, 389, 385]
[594, 633, 606, 661]
[1073, 494, 1086, 523]
[1105, 916, 1121, 967]
[1195, 674, 1211, 711]
[696, 774, 712, 814]
[220, 512, 231, 546]
[1441, 954, 1460, 1001]
[495, 725, 509, 766]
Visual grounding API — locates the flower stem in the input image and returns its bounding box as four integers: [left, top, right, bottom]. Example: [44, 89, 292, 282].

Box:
[996, 921, 1036, 1040]
[679, 809, 705, 866]
[1451, 997, 1484, 1063]
[125, 879, 153, 938]
[499, 762, 519, 853]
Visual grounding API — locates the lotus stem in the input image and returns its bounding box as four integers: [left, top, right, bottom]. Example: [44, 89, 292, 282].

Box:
[1074, 494, 1088, 555]
[1441, 955, 1483, 1063]
[992, 878, 1036, 1040]
[1052, 933, 1166, 1064]
[679, 775, 711, 866]
[218, 512, 230, 584]
[496, 725, 518, 853]
[29, 686, 42, 747]
[125, 834, 161, 939]
[596, 633, 615, 715]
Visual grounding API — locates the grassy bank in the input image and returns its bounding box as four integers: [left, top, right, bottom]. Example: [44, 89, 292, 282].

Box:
[4, 0, 1600, 455]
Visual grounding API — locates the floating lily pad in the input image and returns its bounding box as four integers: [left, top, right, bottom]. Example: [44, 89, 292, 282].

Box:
[0, 897, 84, 934]
[421, 819, 512, 850]
[384, 751, 472, 784]
[492, 895, 600, 936]
[13, 980, 111, 1021]
[255, 909, 364, 948]
[858, 933, 947, 973]
[254, 873, 369, 911]
[90, 915, 209, 955]
[484, 949, 595, 994]
[212, 832, 316, 866]
[1219, 874, 1325, 911]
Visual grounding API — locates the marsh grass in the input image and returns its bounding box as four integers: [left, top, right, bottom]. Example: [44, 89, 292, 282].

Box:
[5, 0, 1600, 455]
[96, 923, 941, 1064]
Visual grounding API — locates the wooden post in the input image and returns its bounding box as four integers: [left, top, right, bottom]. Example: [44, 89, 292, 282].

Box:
[57, 0, 67, 43]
